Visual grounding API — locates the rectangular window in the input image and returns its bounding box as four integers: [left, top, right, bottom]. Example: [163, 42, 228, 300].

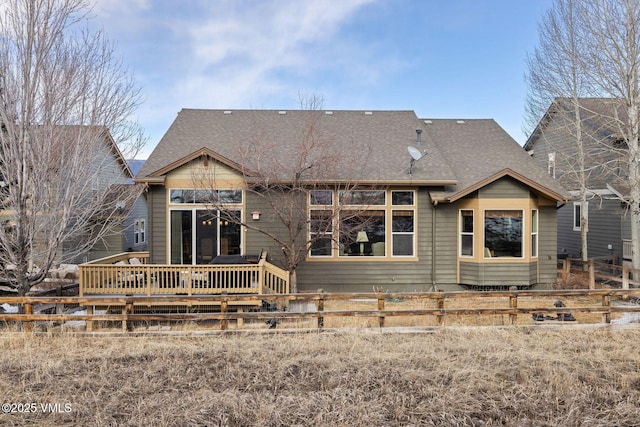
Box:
[392, 210, 414, 256]
[310, 190, 333, 206]
[134, 219, 146, 245]
[170, 189, 242, 204]
[531, 210, 538, 258]
[308, 189, 415, 259]
[339, 190, 385, 205]
[548, 152, 556, 178]
[391, 191, 414, 206]
[339, 211, 385, 256]
[573, 202, 588, 231]
[484, 210, 523, 258]
[309, 210, 333, 256]
[460, 210, 474, 257]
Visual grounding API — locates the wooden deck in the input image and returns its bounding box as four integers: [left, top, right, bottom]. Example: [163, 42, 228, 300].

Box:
[79, 252, 289, 299]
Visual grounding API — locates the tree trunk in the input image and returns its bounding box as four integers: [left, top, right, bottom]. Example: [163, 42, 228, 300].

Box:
[289, 269, 297, 294]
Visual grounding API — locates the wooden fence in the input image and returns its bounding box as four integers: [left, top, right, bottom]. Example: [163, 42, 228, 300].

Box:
[559, 258, 640, 289]
[2, 288, 640, 333]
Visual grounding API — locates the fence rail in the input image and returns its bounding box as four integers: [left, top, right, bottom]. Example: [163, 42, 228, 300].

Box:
[559, 258, 640, 289]
[2, 288, 640, 333]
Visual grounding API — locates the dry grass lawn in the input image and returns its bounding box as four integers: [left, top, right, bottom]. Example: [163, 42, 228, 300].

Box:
[1, 328, 640, 426]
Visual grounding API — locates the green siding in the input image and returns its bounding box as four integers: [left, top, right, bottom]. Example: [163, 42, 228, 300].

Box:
[538, 206, 557, 284]
[479, 177, 531, 199]
[149, 186, 167, 264]
[459, 262, 537, 287]
[296, 188, 436, 292]
[433, 202, 458, 286]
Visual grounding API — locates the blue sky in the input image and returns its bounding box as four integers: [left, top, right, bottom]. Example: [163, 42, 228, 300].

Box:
[93, 0, 553, 159]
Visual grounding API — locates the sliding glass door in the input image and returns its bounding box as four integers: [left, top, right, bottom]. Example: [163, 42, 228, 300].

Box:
[170, 209, 241, 264]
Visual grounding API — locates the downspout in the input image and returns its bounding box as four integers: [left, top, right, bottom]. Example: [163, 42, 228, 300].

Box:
[431, 200, 437, 291]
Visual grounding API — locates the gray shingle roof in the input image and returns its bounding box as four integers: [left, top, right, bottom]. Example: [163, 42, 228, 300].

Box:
[425, 119, 569, 202]
[136, 109, 569, 202]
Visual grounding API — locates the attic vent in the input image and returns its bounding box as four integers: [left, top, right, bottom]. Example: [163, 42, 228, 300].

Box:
[325, 111, 333, 115]
[223, 110, 232, 115]
[424, 120, 432, 124]
[456, 120, 465, 124]
[278, 111, 287, 115]
[364, 111, 373, 115]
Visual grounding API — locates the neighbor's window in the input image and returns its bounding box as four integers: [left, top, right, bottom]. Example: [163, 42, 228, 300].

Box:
[484, 210, 523, 258]
[548, 152, 556, 178]
[573, 202, 588, 232]
[531, 210, 538, 258]
[460, 210, 474, 257]
[134, 219, 146, 245]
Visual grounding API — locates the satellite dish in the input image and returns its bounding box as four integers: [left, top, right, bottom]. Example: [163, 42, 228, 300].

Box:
[407, 146, 428, 176]
[408, 146, 424, 161]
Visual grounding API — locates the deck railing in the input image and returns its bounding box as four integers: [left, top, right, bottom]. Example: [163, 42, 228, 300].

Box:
[79, 252, 289, 296]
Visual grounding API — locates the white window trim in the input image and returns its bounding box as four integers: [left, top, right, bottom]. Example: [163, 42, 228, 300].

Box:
[573, 202, 588, 232]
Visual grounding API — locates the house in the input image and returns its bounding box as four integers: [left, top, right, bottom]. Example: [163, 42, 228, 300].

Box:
[134, 109, 569, 292]
[524, 98, 631, 262]
[123, 159, 148, 253]
[57, 128, 145, 263]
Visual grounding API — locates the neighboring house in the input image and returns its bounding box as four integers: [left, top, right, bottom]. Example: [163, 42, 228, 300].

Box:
[62, 129, 143, 262]
[122, 159, 148, 253]
[135, 109, 569, 292]
[524, 98, 630, 262]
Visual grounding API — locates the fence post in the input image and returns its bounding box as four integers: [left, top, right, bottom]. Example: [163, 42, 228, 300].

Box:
[24, 302, 33, 333]
[602, 294, 611, 324]
[377, 290, 385, 328]
[317, 289, 324, 329]
[220, 291, 228, 330]
[509, 286, 518, 326]
[122, 299, 133, 332]
[563, 258, 570, 282]
[436, 290, 445, 327]
[623, 265, 630, 291]
[86, 305, 93, 332]
[589, 259, 595, 290]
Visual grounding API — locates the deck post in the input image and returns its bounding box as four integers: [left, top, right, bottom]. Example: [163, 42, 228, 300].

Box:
[589, 260, 595, 289]
[622, 265, 630, 291]
[509, 286, 518, 326]
[317, 289, 324, 329]
[377, 290, 385, 328]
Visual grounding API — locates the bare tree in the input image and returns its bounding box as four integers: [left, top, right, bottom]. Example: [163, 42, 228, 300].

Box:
[0, 0, 145, 295]
[578, 0, 640, 272]
[526, 0, 640, 268]
[525, 0, 600, 262]
[192, 95, 380, 293]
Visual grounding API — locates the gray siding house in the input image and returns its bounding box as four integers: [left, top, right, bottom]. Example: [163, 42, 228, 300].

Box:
[136, 109, 569, 292]
[525, 98, 630, 262]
